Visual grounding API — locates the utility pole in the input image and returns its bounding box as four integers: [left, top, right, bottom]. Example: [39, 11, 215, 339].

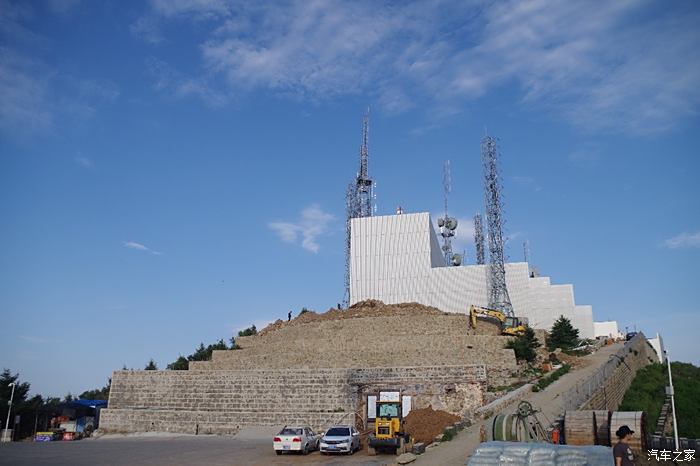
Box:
[3, 382, 15, 443]
[664, 349, 680, 451]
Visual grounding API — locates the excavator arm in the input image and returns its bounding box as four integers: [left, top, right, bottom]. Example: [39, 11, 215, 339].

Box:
[469, 305, 506, 328]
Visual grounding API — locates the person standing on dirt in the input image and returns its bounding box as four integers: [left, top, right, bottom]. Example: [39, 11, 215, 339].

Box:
[613, 425, 635, 466]
[287, 310, 292, 322]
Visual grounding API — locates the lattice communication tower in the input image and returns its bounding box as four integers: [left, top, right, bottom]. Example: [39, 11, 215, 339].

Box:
[474, 212, 486, 265]
[481, 135, 513, 316]
[343, 110, 375, 307]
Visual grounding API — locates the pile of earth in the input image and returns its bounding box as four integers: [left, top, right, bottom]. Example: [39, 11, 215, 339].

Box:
[403, 406, 461, 444]
[259, 300, 447, 336]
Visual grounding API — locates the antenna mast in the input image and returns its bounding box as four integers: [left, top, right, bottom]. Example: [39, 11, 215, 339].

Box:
[344, 109, 375, 307]
[481, 135, 513, 315]
[438, 161, 460, 266]
[523, 240, 530, 263]
[474, 212, 485, 265]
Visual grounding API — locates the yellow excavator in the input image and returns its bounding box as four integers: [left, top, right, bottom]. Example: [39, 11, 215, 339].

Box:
[368, 392, 411, 456]
[469, 305, 527, 336]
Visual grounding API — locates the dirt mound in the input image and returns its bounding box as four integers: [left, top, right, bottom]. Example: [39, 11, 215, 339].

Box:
[258, 300, 447, 336]
[555, 351, 589, 369]
[403, 406, 460, 444]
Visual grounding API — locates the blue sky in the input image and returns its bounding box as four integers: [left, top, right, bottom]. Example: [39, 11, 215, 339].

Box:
[1, 0, 699, 397]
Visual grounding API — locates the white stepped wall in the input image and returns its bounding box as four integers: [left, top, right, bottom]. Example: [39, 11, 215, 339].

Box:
[350, 212, 594, 337]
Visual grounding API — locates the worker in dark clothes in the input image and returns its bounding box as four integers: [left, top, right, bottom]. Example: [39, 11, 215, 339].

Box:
[613, 425, 636, 466]
[288, 311, 292, 322]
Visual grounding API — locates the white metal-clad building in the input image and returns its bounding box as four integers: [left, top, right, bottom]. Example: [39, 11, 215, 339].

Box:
[593, 321, 621, 339]
[349, 212, 595, 338]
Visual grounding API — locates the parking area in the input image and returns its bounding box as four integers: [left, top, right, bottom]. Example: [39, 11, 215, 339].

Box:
[0, 429, 397, 466]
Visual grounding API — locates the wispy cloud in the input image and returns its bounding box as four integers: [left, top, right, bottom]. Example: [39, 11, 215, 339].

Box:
[19, 335, 52, 344]
[47, 0, 81, 14]
[146, 56, 228, 107]
[664, 231, 700, 249]
[130, 15, 163, 45]
[74, 156, 94, 168]
[511, 176, 542, 192]
[0, 3, 119, 138]
[269, 204, 335, 253]
[143, 0, 700, 134]
[122, 241, 162, 255]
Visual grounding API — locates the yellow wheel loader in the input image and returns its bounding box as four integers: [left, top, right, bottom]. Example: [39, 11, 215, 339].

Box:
[368, 393, 411, 456]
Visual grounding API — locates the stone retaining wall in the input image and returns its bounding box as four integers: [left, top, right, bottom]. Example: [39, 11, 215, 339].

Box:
[100, 365, 487, 434]
[561, 334, 656, 412]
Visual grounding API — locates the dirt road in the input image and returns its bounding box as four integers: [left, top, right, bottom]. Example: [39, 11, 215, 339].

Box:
[413, 343, 624, 466]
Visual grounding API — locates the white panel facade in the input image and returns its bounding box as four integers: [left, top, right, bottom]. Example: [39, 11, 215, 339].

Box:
[647, 333, 665, 362]
[593, 321, 620, 338]
[350, 212, 595, 336]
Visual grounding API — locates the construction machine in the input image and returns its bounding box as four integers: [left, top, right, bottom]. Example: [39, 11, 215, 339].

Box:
[368, 391, 411, 456]
[469, 305, 528, 336]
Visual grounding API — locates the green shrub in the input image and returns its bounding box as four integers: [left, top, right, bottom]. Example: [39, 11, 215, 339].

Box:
[532, 364, 571, 392]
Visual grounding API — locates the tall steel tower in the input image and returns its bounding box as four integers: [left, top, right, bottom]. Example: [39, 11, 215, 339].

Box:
[473, 212, 486, 265]
[481, 135, 513, 315]
[343, 110, 375, 307]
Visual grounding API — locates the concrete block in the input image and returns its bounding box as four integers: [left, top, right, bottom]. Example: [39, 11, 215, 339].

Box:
[412, 442, 426, 454]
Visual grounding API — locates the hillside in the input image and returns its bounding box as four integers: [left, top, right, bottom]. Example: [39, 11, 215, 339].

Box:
[619, 361, 700, 438]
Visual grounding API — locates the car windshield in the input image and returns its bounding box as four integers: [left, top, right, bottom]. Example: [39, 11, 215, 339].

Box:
[325, 427, 350, 436]
[378, 403, 399, 418]
[280, 428, 303, 435]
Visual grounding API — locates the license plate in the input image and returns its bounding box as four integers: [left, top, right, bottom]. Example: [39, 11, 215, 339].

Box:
[328, 446, 338, 450]
[283, 446, 290, 450]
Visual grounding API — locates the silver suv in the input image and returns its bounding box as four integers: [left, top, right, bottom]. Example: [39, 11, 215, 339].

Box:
[320, 425, 361, 454]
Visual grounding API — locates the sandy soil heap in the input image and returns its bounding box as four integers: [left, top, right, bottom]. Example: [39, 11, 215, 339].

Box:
[404, 406, 461, 444]
[259, 299, 450, 336]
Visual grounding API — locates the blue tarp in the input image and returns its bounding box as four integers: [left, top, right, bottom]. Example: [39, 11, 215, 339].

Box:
[70, 399, 107, 409]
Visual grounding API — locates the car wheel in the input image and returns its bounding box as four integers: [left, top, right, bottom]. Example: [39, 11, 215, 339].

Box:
[275, 451, 282, 455]
[303, 444, 309, 455]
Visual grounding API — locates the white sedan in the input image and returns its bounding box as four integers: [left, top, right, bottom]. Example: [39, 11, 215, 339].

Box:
[273, 426, 320, 455]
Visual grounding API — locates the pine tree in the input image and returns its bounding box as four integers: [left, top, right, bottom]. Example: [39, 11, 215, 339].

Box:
[167, 356, 189, 370]
[547, 315, 580, 350]
[144, 359, 158, 370]
[506, 326, 541, 363]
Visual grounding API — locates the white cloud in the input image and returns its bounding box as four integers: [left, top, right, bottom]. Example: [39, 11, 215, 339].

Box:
[0, 5, 119, 138]
[269, 204, 335, 253]
[0, 47, 53, 135]
[146, 57, 228, 107]
[122, 241, 162, 255]
[47, 0, 81, 14]
[74, 156, 94, 168]
[146, 0, 700, 134]
[19, 335, 52, 344]
[130, 15, 163, 45]
[511, 176, 542, 192]
[664, 231, 700, 249]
